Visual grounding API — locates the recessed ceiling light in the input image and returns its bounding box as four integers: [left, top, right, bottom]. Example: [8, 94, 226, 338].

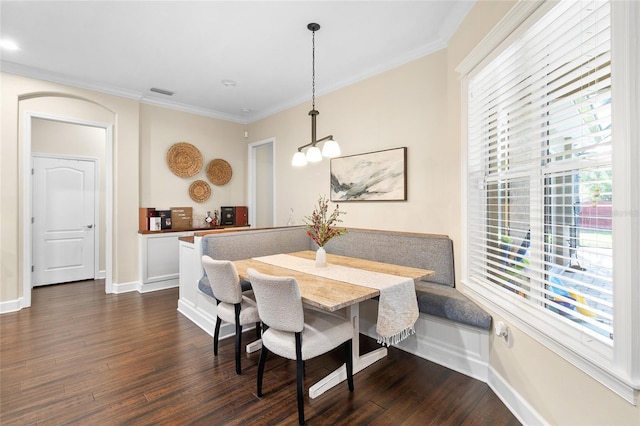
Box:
[0, 39, 20, 51]
[221, 80, 237, 87]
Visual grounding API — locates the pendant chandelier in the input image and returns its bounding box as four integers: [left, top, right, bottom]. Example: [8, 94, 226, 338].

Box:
[291, 23, 341, 167]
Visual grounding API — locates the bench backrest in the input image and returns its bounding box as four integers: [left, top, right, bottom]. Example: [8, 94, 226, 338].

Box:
[201, 226, 455, 287]
[323, 228, 455, 287]
[202, 226, 311, 261]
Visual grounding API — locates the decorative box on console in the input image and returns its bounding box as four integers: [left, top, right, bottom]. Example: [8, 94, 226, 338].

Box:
[171, 207, 192, 230]
[156, 210, 172, 230]
[220, 206, 235, 225]
[220, 206, 248, 226]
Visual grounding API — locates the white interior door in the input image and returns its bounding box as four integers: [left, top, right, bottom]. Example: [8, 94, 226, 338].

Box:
[32, 156, 96, 286]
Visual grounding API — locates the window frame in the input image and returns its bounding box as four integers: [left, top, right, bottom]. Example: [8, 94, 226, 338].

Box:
[457, 0, 640, 403]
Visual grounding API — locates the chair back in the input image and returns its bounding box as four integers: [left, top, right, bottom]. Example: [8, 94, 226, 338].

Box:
[247, 268, 304, 333]
[202, 256, 243, 304]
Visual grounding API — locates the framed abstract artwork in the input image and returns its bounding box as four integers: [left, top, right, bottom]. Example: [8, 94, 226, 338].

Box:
[330, 147, 407, 201]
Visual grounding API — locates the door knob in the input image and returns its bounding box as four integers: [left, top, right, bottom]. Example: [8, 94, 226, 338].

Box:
[86, 224, 93, 229]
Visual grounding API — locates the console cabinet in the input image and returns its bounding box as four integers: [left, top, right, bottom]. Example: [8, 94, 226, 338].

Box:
[138, 231, 193, 292]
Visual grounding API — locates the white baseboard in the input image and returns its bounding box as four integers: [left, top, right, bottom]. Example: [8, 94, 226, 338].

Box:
[488, 365, 546, 425]
[139, 278, 179, 293]
[177, 292, 254, 341]
[111, 280, 139, 293]
[0, 297, 23, 314]
[111, 279, 178, 294]
[177, 297, 218, 337]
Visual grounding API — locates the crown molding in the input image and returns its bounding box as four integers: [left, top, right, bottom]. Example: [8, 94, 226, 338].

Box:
[1, 60, 144, 101]
[0, 60, 249, 124]
[139, 97, 248, 124]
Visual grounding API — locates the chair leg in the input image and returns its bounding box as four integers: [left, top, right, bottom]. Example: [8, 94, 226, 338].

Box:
[235, 323, 243, 374]
[295, 332, 305, 425]
[213, 317, 221, 356]
[345, 339, 354, 392]
[257, 346, 269, 397]
[255, 322, 261, 339]
[235, 304, 242, 375]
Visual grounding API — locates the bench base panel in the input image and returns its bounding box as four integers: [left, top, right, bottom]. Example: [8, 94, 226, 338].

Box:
[359, 299, 490, 382]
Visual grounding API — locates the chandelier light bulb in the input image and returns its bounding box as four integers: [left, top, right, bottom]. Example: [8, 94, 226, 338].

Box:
[292, 151, 308, 167]
[322, 139, 341, 158]
[306, 146, 323, 162]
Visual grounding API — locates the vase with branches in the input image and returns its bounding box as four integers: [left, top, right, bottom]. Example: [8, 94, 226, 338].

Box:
[303, 195, 347, 266]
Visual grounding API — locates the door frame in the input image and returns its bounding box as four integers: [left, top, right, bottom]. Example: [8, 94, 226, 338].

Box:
[247, 137, 275, 227]
[22, 112, 113, 307]
[31, 153, 100, 285]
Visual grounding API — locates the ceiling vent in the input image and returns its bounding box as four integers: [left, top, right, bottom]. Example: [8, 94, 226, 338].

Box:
[150, 87, 174, 96]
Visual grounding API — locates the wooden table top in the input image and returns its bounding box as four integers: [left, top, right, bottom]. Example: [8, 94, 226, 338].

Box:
[233, 251, 434, 312]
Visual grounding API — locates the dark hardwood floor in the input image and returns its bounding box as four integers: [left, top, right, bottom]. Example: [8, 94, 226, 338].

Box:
[1, 280, 520, 425]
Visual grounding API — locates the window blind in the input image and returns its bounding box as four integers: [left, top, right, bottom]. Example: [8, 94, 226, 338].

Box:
[467, 0, 613, 343]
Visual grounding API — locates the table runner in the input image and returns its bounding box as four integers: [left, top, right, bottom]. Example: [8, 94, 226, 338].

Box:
[252, 254, 419, 346]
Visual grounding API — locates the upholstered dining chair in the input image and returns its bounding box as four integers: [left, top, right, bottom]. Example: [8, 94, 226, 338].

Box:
[201, 256, 261, 375]
[247, 268, 354, 425]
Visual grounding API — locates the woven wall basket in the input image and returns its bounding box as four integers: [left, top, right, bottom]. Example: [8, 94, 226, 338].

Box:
[189, 180, 211, 203]
[166, 142, 203, 178]
[206, 159, 232, 186]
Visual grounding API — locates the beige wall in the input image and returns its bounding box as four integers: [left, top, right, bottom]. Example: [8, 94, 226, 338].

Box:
[248, 49, 451, 236]
[139, 104, 246, 226]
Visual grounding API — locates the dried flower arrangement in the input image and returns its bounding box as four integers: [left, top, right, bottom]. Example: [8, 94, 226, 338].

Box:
[303, 195, 347, 247]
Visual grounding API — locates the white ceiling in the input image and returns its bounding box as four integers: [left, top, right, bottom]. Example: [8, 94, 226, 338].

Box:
[0, 1, 474, 124]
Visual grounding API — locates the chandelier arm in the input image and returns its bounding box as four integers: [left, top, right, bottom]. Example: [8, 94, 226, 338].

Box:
[315, 135, 334, 143]
[296, 141, 316, 151]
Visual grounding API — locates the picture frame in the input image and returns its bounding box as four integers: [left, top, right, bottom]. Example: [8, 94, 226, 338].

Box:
[330, 147, 407, 201]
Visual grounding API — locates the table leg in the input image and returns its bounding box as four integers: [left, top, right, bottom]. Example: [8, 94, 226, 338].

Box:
[308, 302, 387, 399]
[246, 339, 262, 354]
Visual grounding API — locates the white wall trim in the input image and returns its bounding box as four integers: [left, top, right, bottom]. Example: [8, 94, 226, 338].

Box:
[0, 298, 23, 314]
[455, 0, 547, 76]
[247, 137, 276, 228]
[487, 365, 547, 426]
[22, 111, 114, 308]
[110, 281, 139, 294]
[177, 292, 256, 341]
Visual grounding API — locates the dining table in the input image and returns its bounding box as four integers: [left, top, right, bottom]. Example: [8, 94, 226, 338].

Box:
[232, 250, 434, 398]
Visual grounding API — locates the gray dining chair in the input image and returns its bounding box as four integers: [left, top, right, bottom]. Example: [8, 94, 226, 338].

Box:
[201, 256, 261, 375]
[247, 268, 354, 425]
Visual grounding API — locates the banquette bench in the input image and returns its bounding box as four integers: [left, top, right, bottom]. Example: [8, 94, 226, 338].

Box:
[196, 226, 491, 329]
[179, 226, 492, 380]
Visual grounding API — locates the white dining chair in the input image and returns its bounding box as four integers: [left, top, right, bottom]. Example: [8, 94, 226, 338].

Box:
[247, 268, 354, 425]
[202, 256, 261, 375]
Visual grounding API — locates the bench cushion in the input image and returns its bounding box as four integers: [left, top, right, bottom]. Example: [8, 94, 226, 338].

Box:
[416, 282, 492, 330]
